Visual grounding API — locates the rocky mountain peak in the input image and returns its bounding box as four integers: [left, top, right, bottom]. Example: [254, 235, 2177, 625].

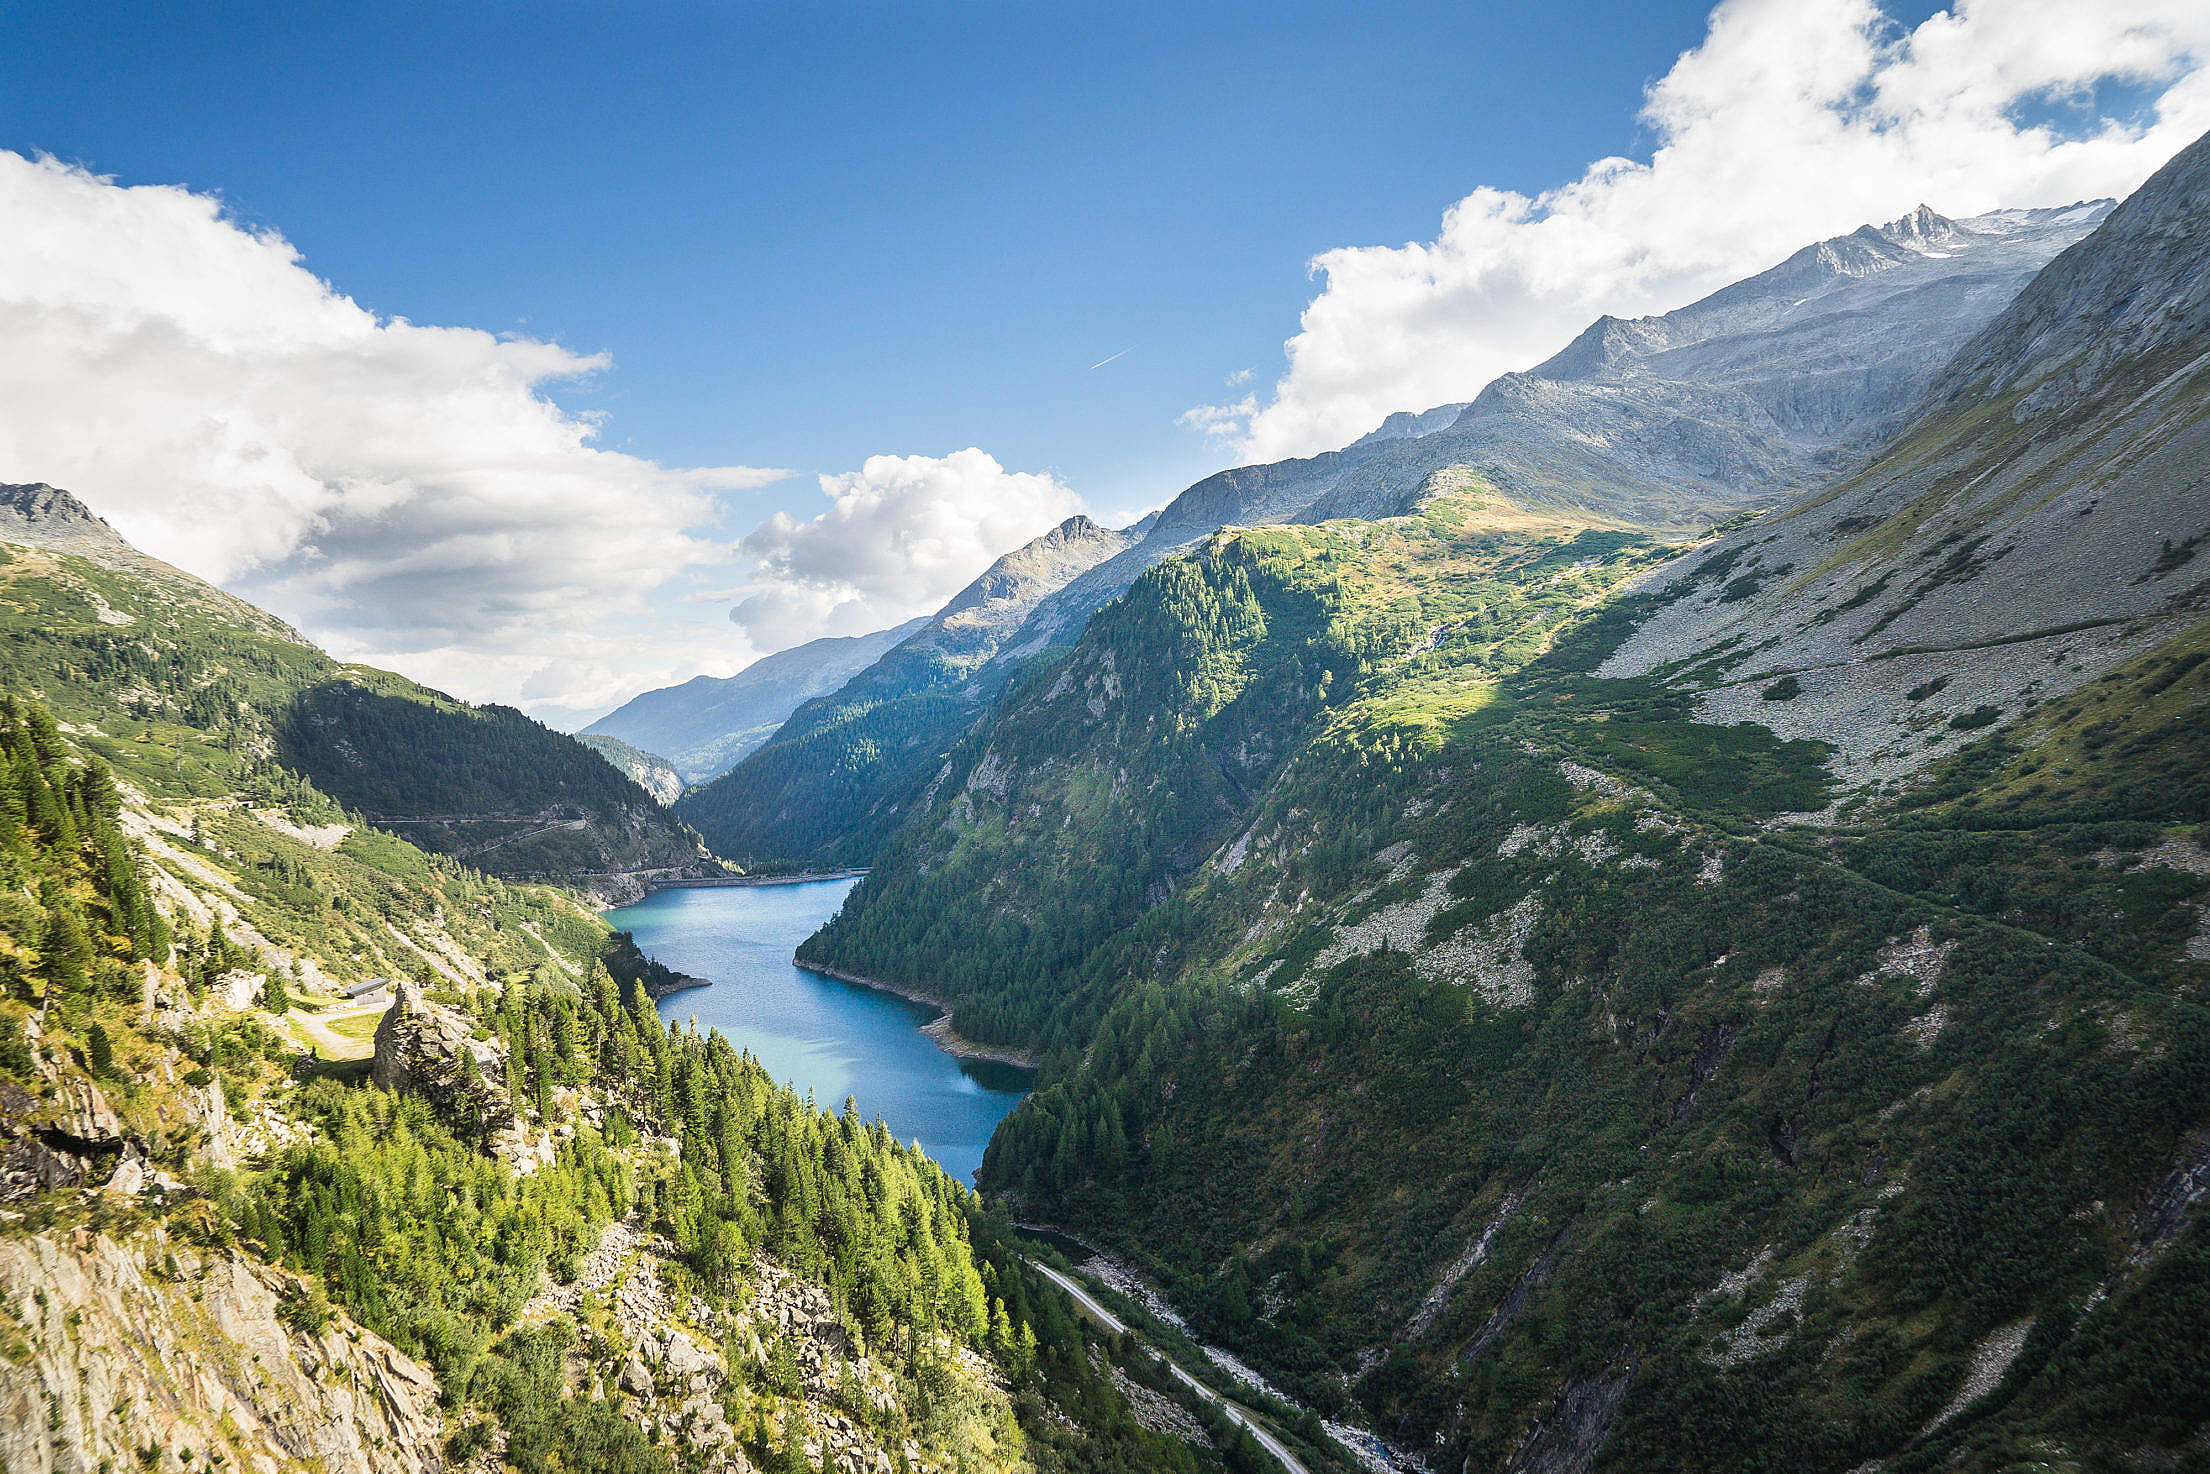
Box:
[0, 482, 134, 557]
[1041, 513, 1104, 543]
[0, 479, 315, 645]
[1349, 401, 1473, 447]
[932, 514, 1137, 634]
[1925, 127, 2210, 419]
[1877, 202, 1957, 247]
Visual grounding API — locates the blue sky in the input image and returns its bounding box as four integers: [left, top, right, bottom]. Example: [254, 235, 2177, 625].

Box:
[1, 0, 2199, 723]
[4, 0, 1738, 525]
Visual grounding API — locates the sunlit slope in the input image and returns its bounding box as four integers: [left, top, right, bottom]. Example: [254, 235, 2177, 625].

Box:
[1600, 129, 2210, 802]
[0, 482, 708, 897]
[790, 134, 2210, 1471]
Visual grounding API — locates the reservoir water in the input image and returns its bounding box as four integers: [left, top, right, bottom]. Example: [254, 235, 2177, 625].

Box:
[605, 878, 1031, 1186]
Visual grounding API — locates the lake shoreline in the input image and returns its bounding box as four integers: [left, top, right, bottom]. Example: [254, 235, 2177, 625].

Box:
[640, 971, 711, 1000]
[647, 868, 869, 894]
[795, 960, 1042, 1071]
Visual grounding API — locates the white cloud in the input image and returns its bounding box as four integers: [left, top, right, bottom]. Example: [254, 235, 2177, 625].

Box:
[730, 448, 1083, 649]
[1176, 396, 1258, 442]
[1195, 0, 2210, 462]
[0, 149, 787, 718]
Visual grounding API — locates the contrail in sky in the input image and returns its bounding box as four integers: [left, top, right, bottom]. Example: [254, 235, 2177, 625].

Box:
[1088, 347, 1133, 370]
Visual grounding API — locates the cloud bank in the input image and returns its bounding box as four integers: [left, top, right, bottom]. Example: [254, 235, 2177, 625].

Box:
[730, 448, 1083, 649]
[0, 149, 786, 718]
[0, 152, 1093, 722]
[1193, 0, 2210, 462]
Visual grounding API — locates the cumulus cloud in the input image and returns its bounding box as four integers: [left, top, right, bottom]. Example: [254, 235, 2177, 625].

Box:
[730, 448, 1083, 649]
[1195, 0, 2210, 461]
[0, 149, 786, 717]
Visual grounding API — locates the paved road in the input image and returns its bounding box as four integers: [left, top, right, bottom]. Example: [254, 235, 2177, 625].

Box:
[1026, 1258, 1312, 1474]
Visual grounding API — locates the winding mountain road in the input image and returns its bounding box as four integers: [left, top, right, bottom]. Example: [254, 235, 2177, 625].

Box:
[1024, 1258, 1312, 1474]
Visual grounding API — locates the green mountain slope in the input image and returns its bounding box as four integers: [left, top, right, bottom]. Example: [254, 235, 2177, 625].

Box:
[0, 687, 1222, 1474]
[679, 515, 1138, 871]
[795, 134, 2210, 1471]
[0, 482, 710, 901]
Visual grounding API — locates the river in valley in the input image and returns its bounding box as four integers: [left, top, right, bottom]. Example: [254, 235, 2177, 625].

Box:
[605, 878, 1031, 1186]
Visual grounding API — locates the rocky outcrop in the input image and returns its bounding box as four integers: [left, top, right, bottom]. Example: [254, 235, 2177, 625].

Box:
[577, 734, 687, 805]
[210, 967, 266, 1010]
[1500, 1363, 1635, 1474]
[559, 1223, 921, 1474]
[371, 981, 506, 1128]
[0, 1071, 148, 1204]
[0, 1229, 445, 1474]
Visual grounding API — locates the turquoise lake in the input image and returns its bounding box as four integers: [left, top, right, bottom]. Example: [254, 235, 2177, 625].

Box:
[605, 879, 1031, 1186]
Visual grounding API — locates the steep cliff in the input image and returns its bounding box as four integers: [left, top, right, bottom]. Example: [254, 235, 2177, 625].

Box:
[0, 1232, 447, 1474]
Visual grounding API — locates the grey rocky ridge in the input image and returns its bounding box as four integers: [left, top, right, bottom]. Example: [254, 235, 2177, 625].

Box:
[585, 616, 931, 786]
[1599, 131, 2210, 799]
[682, 199, 2111, 870]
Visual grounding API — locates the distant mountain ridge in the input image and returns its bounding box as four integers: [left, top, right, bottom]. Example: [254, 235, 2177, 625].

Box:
[683, 200, 2108, 872]
[583, 616, 928, 783]
[675, 514, 1140, 867]
[1013, 199, 2111, 654]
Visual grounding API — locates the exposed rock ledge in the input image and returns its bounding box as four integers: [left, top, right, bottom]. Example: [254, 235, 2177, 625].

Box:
[794, 962, 1040, 1070]
[0, 1229, 445, 1474]
[640, 970, 711, 1001]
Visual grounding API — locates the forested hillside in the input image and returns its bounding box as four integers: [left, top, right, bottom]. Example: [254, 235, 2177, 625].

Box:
[0, 482, 709, 899]
[0, 676, 1247, 1474]
[790, 136, 2210, 1472]
[0, 482, 1270, 1471]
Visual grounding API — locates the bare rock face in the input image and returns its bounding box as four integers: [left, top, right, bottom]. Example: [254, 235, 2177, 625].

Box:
[371, 981, 505, 1129]
[211, 968, 267, 1010]
[0, 1229, 446, 1474]
[0, 1074, 143, 1203]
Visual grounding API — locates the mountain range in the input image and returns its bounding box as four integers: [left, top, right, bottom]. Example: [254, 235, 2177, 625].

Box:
[583, 616, 929, 785]
[0, 114, 2204, 1474]
[670, 198, 2111, 872]
[778, 133, 2210, 1470]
